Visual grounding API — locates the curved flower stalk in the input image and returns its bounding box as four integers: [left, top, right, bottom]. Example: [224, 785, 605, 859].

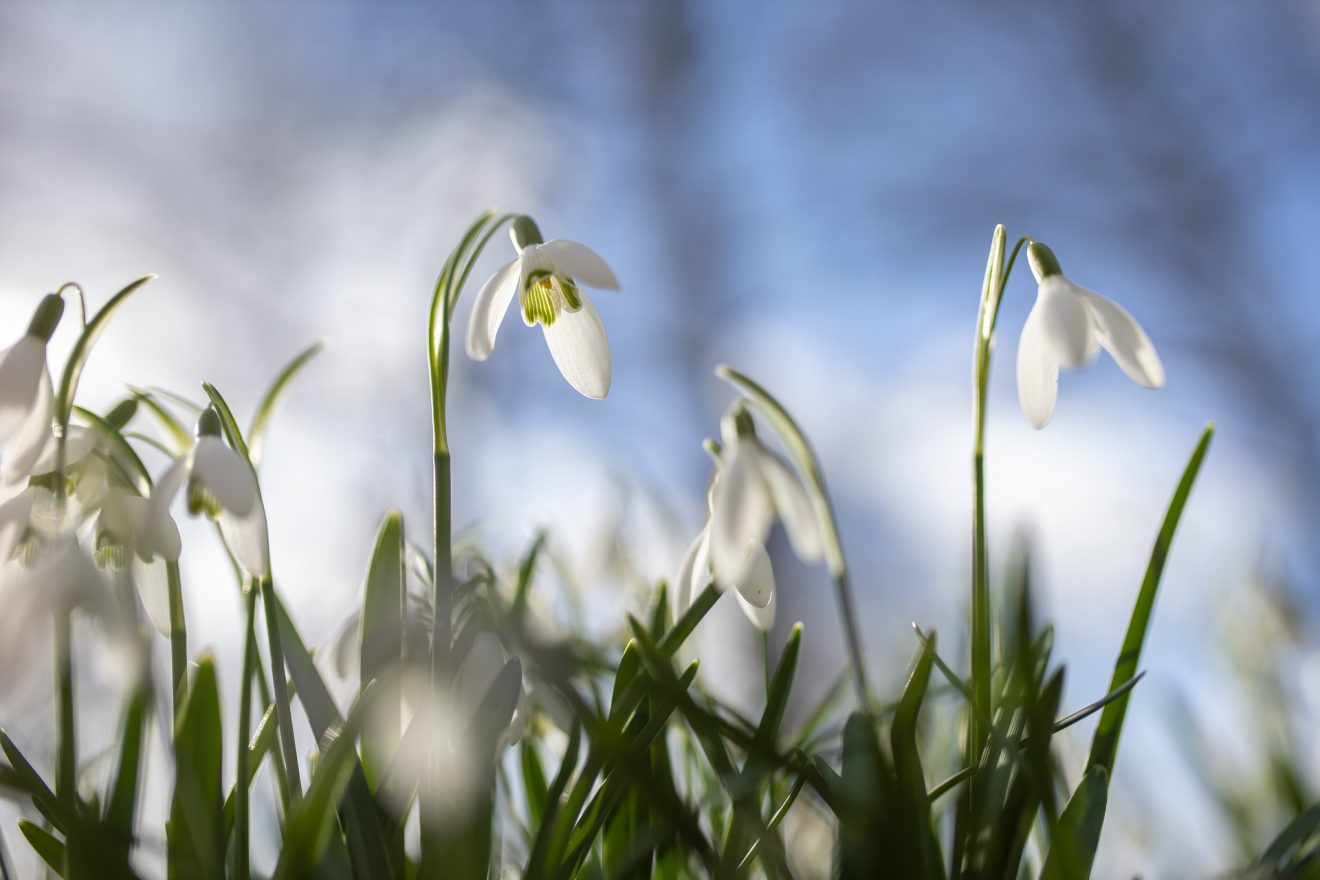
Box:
[0, 295, 64, 483]
[1016, 242, 1165, 428]
[466, 215, 620, 399]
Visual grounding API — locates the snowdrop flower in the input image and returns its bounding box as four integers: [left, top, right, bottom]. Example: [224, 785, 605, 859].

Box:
[466, 215, 620, 399]
[1016, 242, 1165, 429]
[675, 407, 823, 631]
[0, 295, 64, 483]
[140, 407, 268, 577]
[0, 510, 142, 697]
[675, 520, 777, 630]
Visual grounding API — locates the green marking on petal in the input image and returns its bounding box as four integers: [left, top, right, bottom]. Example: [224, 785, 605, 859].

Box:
[187, 476, 221, 519]
[560, 279, 582, 311]
[521, 278, 559, 327]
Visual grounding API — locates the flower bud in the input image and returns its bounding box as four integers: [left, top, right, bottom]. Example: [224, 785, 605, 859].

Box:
[1027, 242, 1064, 282]
[26, 294, 65, 343]
[194, 406, 223, 440]
[720, 403, 757, 445]
[510, 215, 544, 251]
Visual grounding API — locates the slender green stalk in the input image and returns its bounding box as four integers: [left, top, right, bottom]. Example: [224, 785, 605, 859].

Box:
[234, 585, 259, 880]
[420, 211, 512, 875]
[53, 614, 75, 810]
[968, 227, 1030, 753]
[714, 365, 871, 708]
[259, 576, 301, 804]
[166, 561, 188, 710]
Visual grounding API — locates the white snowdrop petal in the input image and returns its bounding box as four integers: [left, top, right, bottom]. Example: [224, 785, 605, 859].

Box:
[541, 295, 611, 399]
[0, 339, 46, 441]
[708, 442, 773, 588]
[193, 436, 257, 515]
[1076, 288, 1166, 389]
[537, 240, 620, 291]
[28, 424, 98, 477]
[0, 489, 37, 564]
[1035, 277, 1095, 369]
[673, 528, 707, 621]
[218, 497, 270, 578]
[1016, 304, 1061, 429]
[132, 555, 173, 634]
[730, 542, 776, 631]
[755, 444, 823, 563]
[149, 458, 190, 524]
[466, 258, 521, 361]
[1, 368, 53, 484]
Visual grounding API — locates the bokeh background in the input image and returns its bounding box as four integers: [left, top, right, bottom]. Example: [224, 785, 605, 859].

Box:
[2, 1, 1320, 875]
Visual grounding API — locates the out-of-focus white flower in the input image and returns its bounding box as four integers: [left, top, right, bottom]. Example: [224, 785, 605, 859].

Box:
[674, 410, 821, 631]
[1016, 242, 1165, 429]
[0, 528, 143, 698]
[466, 215, 620, 399]
[141, 409, 268, 577]
[0, 295, 64, 484]
[675, 521, 777, 631]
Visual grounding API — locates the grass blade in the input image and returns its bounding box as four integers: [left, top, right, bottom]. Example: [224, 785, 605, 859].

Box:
[1087, 423, 1214, 775]
[1040, 766, 1109, 880]
[248, 341, 323, 467]
[169, 654, 224, 880]
[359, 511, 405, 791]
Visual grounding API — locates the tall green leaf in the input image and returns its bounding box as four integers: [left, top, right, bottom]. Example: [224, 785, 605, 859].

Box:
[169, 654, 224, 880]
[248, 341, 323, 467]
[1087, 424, 1213, 775]
[358, 511, 405, 791]
[1040, 767, 1109, 880]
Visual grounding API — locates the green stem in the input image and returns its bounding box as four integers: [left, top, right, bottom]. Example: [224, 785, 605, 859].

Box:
[259, 576, 301, 804]
[968, 227, 1030, 757]
[234, 585, 259, 880]
[166, 561, 187, 711]
[54, 614, 75, 809]
[420, 211, 511, 876]
[714, 365, 871, 708]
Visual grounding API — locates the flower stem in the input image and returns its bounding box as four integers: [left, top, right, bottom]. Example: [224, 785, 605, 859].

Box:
[54, 613, 75, 809]
[259, 576, 301, 804]
[968, 226, 1030, 756]
[166, 560, 187, 711]
[714, 365, 870, 708]
[234, 585, 258, 880]
[421, 211, 512, 875]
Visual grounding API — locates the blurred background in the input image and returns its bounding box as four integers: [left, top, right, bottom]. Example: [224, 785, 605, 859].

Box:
[2, 1, 1319, 875]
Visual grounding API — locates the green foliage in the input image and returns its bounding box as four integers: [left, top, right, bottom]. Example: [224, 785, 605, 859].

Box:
[5, 219, 1312, 880]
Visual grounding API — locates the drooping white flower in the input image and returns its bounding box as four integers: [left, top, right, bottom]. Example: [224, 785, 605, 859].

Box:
[0, 295, 65, 484]
[674, 408, 822, 631]
[466, 216, 620, 399]
[1016, 242, 1165, 429]
[139, 409, 268, 577]
[674, 521, 777, 631]
[0, 512, 143, 697]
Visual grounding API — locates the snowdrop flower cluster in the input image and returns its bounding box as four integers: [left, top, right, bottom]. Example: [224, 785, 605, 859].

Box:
[675, 406, 823, 630]
[0, 288, 268, 684]
[466, 215, 620, 400]
[1016, 242, 1165, 428]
